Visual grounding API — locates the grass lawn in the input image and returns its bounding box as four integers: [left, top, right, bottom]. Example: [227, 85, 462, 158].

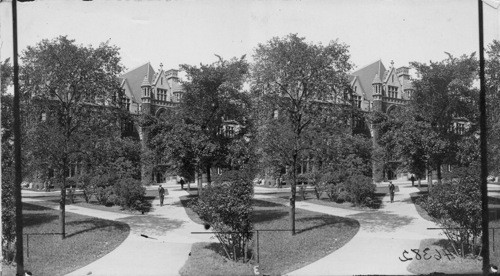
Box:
[179, 194, 204, 225]
[409, 190, 500, 271]
[24, 189, 158, 215]
[254, 185, 398, 211]
[3, 202, 130, 276]
[179, 243, 255, 276]
[180, 195, 360, 276]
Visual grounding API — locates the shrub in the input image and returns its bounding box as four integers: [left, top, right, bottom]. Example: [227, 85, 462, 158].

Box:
[191, 170, 253, 262]
[114, 178, 147, 211]
[423, 164, 482, 257]
[95, 186, 114, 206]
[344, 174, 375, 206]
[76, 174, 94, 203]
[337, 190, 350, 203]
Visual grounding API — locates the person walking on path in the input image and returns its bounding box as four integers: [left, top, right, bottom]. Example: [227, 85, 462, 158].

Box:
[158, 185, 165, 206]
[389, 181, 395, 203]
[410, 175, 416, 186]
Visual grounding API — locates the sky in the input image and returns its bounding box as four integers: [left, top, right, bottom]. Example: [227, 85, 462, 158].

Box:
[0, 0, 499, 76]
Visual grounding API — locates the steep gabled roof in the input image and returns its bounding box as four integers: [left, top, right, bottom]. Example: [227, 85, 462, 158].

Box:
[350, 60, 386, 101]
[120, 62, 155, 104]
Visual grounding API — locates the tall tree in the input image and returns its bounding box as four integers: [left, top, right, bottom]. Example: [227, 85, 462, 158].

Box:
[20, 36, 124, 238]
[145, 56, 251, 193]
[252, 34, 352, 234]
[409, 53, 478, 183]
[1, 58, 17, 262]
[378, 53, 479, 188]
[486, 40, 500, 176]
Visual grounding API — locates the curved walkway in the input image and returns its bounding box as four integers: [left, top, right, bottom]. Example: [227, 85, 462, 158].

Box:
[23, 182, 213, 276]
[255, 183, 443, 275]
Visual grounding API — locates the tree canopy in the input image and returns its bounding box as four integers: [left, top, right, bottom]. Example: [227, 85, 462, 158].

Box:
[144, 55, 253, 191]
[20, 36, 125, 238]
[377, 53, 479, 185]
[252, 33, 353, 234]
[486, 40, 500, 175]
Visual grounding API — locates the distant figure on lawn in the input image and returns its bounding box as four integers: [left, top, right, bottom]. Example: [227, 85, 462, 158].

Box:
[410, 175, 416, 187]
[389, 181, 395, 203]
[179, 177, 185, 190]
[158, 185, 165, 206]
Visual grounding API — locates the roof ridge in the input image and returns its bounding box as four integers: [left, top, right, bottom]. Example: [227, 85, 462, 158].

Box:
[120, 62, 151, 77]
[351, 59, 383, 75]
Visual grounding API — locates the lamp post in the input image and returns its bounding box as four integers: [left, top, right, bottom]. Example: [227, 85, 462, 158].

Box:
[11, 0, 25, 275]
[478, 0, 490, 274]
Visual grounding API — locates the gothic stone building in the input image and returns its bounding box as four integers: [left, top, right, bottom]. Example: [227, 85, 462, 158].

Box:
[349, 60, 415, 181]
[119, 62, 185, 183]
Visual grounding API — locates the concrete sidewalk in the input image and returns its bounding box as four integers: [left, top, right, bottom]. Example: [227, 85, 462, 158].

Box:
[24, 182, 213, 276]
[257, 183, 444, 275]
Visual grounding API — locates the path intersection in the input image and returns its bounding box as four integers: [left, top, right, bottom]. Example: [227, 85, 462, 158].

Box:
[22, 181, 462, 275]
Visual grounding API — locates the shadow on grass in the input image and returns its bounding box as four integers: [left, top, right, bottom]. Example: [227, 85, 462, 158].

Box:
[347, 211, 414, 232]
[22, 202, 54, 211]
[253, 199, 284, 208]
[118, 215, 184, 236]
[296, 215, 360, 234]
[65, 218, 130, 238]
[252, 210, 289, 224]
[23, 213, 59, 228]
[22, 203, 59, 228]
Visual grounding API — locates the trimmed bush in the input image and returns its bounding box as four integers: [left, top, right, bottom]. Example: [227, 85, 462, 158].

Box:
[191, 170, 253, 262]
[344, 174, 375, 206]
[113, 178, 147, 211]
[422, 165, 482, 257]
[114, 178, 146, 211]
[95, 186, 114, 206]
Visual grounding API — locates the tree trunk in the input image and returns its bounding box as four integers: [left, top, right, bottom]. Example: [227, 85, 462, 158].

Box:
[290, 153, 297, 235]
[196, 169, 202, 196]
[427, 168, 432, 192]
[436, 164, 442, 184]
[418, 178, 421, 188]
[60, 166, 67, 239]
[206, 164, 211, 186]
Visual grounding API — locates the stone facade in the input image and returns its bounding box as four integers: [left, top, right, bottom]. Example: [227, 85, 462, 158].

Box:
[119, 62, 185, 184]
[349, 60, 415, 181]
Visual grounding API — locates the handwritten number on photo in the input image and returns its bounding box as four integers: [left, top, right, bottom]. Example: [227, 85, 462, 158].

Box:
[411, 249, 422, 260]
[442, 248, 455, 261]
[400, 248, 455, 261]
[434, 249, 442, 260]
[423, 248, 432, 260]
[399, 250, 413, 262]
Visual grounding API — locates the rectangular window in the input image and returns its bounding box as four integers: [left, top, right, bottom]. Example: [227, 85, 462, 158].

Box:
[158, 89, 167, 101]
[226, 126, 235, 138]
[354, 95, 362, 108]
[121, 96, 130, 110]
[388, 86, 398, 98]
[457, 123, 465, 134]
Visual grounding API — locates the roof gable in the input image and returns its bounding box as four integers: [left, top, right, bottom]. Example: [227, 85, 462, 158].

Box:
[120, 63, 156, 104]
[384, 67, 402, 88]
[350, 60, 386, 101]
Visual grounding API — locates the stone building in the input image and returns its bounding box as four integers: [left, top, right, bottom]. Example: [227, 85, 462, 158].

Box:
[119, 62, 185, 183]
[349, 60, 415, 181]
